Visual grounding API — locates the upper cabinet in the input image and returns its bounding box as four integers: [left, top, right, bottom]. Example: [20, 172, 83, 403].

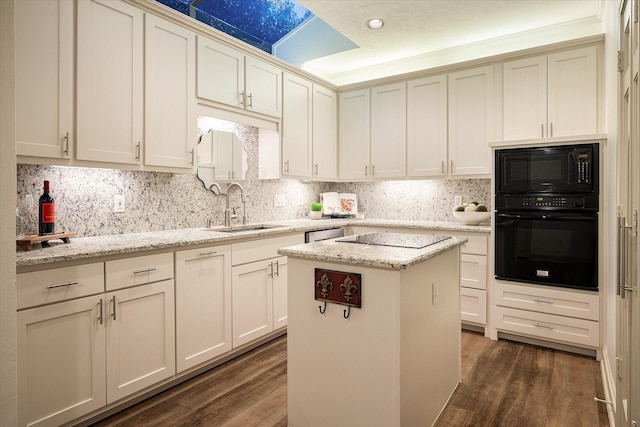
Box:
[339, 89, 371, 181]
[370, 82, 407, 179]
[15, 0, 74, 160]
[282, 73, 313, 178]
[144, 14, 196, 170]
[282, 73, 337, 180]
[448, 65, 494, 177]
[407, 75, 448, 178]
[197, 36, 282, 118]
[76, 0, 144, 165]
[503, 46, 597, 141]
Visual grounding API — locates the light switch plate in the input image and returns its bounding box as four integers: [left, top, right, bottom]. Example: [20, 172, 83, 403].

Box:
[274, 194, 285, 207]
[114, 195, 125, 213]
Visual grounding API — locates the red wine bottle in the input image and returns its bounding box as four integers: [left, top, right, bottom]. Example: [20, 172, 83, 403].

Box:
[38, 180, 55, 235]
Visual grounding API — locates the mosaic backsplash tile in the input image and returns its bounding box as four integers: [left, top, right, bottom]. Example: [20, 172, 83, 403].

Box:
[17, 124, 490, 237]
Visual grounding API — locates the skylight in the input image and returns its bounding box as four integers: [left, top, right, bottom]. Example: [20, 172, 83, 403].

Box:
[155, 0, 357, 67]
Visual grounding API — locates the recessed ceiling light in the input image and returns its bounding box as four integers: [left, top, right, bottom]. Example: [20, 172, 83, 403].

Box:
[366, 18, 385, 30]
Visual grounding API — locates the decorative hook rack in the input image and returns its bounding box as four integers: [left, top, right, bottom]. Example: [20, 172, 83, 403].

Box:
[314, 268, 361, 320]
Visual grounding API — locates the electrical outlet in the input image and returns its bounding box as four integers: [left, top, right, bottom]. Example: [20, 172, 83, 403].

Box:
[297, 195, 304, 206]
[454, 195, 463, 206]
[273, 194, 285, 207]
[114, 195, 125, 213]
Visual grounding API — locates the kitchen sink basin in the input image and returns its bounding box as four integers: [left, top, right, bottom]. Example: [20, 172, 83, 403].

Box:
[207, 224, 285, 233]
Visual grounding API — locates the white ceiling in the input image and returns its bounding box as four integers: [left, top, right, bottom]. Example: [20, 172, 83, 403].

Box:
[296, 0, 605, 85]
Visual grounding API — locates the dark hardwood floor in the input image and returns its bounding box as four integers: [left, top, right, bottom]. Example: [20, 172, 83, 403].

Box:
[91, 331, 609, 427]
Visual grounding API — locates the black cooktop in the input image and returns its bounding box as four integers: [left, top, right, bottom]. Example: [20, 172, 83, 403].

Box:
[336, 232, 450, 249]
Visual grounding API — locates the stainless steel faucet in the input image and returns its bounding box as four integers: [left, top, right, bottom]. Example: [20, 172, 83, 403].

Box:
[225, 182, 246, 226]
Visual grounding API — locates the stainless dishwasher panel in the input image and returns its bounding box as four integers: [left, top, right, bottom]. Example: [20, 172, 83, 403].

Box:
[304, 228, 344, 243]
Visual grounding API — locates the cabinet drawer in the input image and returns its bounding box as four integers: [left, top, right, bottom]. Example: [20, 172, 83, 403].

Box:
[494, 306, 599, 348]
[460, 253, 487, 290]
[461, 287, 486, 325]
[106, 252, 173, 291]
[495, 282, 599, 321]
[232, 233, 304, 266]
[17, 263, 104, 310]
[459, 234, 487, 255]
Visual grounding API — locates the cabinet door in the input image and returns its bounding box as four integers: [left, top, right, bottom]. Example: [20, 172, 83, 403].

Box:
[371, 82, 407, 178]
[282, 73, 313, 178]
[76, 0, 143, 165]
[339, 88, 371, 180]
[407, 75, 448, 177]
[144, 15, 196, 169]
[272, 256, 288, 330]
[503, 56, 547, 141]
[461, 287, 487, 325]
[448, 65, 494, 176]
[15, 0, 73, 159]
[232, 260, 274, 347]
[196, 36, 244, 109]
[106, 280, 175, 403]
[312, 84, 338, 180]
[175, 246, 232, 373]
[18, 296, 106, 427]
[245, 56, 282, 118]
[547, 46, 597, 138]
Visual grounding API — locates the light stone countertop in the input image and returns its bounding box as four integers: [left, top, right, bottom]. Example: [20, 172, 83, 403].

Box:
[278, 234, 467, 270]
[16, 218, 489, 269]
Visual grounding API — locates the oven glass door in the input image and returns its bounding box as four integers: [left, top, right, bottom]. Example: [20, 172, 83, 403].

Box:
[495, 211, 598, 290]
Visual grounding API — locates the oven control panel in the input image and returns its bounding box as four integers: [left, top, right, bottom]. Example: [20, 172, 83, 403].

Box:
[496, 195, 598, 210]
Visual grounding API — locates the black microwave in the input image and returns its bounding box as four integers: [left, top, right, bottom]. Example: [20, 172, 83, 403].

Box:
[495, 143, 599, 195]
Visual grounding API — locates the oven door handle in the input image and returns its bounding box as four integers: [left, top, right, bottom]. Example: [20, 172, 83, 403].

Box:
[495, 212, 595, 221]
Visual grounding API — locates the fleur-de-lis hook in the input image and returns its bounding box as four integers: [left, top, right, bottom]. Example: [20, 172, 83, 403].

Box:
[340, 275, 357, 302]
[316, 273, 333, 298]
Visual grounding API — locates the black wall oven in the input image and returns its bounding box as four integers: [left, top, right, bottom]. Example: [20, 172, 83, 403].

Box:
[494, 144, 599, 291]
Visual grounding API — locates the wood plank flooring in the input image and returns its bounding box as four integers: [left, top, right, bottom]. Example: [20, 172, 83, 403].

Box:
[90, 331, 609, 427]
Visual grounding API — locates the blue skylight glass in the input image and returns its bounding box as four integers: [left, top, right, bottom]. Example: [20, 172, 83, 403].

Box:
[156, 0, 313, 54]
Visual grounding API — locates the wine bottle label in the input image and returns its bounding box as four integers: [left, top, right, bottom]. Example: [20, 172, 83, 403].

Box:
[42, 203, 55, 223]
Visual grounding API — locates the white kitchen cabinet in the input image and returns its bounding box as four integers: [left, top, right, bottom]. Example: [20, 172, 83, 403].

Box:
[15, 0, 74, 160]
[461, 287, 487, 325]
[494, 281, 599, 348]
[339, 88, 371, 180]
[448, 65, 494, 177]
[175, 245, 232, 373]
[407, 75, 448, 178]
[144, 14, 196, 169]
[282, 72, 313, 178]
[76, 0, 143, 165]
[503, 46, 597, 141]
[371, 82, 407, 179]
[272, 256, 289, 330]
[105, 280, 175, 403]
[17, 264, 106, 427]
[231, 259, 275, 347]
[312, 84, 338, 180]
[197, 36, 282, 118]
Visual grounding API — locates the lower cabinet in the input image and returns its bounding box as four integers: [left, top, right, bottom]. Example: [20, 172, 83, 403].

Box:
[175, 245, 232, 373]
[231, 255, 288, 347]
[17, 280, 175, 427]
[494, 281, 600, 348]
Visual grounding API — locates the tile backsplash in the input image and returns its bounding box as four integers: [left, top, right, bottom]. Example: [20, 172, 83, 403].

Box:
[16, 124, 490, 237]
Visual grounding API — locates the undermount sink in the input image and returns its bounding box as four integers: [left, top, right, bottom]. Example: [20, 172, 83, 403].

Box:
[207, 224, 285, 233]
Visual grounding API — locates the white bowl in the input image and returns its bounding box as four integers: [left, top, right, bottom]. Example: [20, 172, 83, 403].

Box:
[452, 210, 491, 225]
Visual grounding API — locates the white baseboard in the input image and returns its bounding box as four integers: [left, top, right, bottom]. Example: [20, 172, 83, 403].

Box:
[600, 345, 617, 427]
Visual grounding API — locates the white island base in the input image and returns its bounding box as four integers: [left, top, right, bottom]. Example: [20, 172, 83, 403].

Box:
[286, 246, 461, 427]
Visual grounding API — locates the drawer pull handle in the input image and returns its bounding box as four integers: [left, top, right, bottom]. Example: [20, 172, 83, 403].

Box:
[533, 298, 554, 304]
[46, 281, 79, 289]
[199, 251, 217, 256]
[133, 267, 157, 274]
[534, 323, 554, 330]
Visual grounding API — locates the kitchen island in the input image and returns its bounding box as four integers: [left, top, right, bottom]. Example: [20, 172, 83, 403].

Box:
[278, 232, 467, 427]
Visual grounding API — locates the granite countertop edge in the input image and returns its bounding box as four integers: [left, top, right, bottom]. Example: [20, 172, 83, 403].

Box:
[16, 218, 489, 268]
[277, 236, 468, 270]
